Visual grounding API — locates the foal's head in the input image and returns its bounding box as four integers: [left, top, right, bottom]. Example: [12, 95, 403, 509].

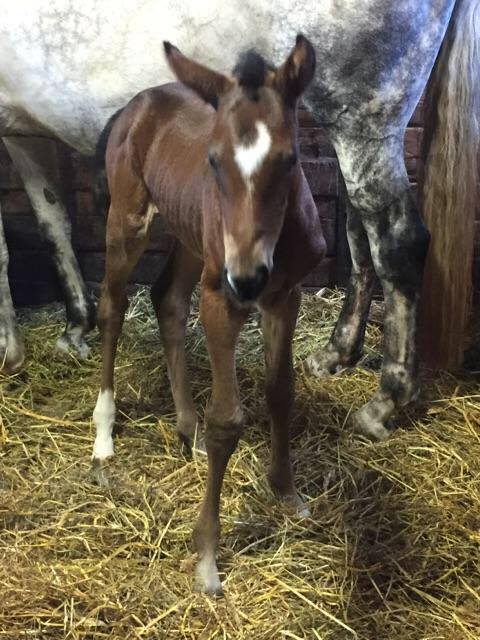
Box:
[164, 35, 315, 303]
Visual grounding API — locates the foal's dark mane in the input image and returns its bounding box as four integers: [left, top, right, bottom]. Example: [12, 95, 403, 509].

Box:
[232, 49, 273, 90]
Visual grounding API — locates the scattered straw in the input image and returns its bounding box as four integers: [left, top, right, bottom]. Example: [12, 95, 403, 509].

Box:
[1, 288, 479, 639]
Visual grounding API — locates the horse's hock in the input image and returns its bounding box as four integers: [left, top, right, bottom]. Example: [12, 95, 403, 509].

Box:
[2, 98, 479, 318]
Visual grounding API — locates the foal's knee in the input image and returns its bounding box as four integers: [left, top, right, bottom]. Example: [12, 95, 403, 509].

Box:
[205, 407, 244, 458]
[96, 285, 128, 333]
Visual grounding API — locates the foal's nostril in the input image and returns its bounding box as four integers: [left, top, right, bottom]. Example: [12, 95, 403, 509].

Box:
[255, 264, 269, 291]
[229, 264, 270, 301]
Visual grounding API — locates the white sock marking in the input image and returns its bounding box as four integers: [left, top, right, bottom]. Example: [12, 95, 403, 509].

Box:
[195, 553, 222, 594]
[234, 121, 271, 181]
[92, 389, 116, 459]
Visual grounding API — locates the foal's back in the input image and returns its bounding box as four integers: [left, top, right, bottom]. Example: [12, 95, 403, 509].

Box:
[106, 83, 214, 256]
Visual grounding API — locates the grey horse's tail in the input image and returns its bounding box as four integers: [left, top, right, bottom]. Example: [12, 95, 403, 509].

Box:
[419, 0, 480, 369]
[90, 107, 125, 218]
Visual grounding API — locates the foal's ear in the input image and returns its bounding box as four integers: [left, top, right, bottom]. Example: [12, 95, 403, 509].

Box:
[274, 34, 316, 105]
[163, 42, 234, 109]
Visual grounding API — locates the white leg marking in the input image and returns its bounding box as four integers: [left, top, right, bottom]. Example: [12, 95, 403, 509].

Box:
[92, 389, 116, 459]
[234, 121, 271, 181]
[195, 553, 222, 594]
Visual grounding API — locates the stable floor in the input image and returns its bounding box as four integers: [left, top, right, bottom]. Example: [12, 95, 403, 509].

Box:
[1, 290, 479, 639]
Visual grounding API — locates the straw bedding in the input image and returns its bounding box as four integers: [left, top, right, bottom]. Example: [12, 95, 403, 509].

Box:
[1, 288, 479, 639]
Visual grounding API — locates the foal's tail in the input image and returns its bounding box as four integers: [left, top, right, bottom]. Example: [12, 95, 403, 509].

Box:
[89, 107, 125, 218]
[419, 0, 480, 369]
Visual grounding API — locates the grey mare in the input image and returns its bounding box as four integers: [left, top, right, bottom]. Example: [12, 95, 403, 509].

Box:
[0, 1, 478, 443]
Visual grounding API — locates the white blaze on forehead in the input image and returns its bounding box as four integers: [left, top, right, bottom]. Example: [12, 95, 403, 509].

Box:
[234, 121, 272, 180]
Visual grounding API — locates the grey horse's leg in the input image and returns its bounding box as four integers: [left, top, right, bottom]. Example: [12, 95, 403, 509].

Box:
[307, 200, 375, 376]
[322, 134, 428, 440]
[2, 136, 95, 358]
[0, 208, 24, 373]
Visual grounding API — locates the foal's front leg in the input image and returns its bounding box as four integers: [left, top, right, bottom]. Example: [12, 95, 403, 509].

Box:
[193, 278, 248, 594]
[92, 202, 150, 462]
[261, 286, 309, 516]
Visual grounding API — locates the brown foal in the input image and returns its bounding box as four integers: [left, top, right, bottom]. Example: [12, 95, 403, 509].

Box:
[92, 35, 326, 593]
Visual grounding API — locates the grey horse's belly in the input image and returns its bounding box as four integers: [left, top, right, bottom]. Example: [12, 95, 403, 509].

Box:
[0, 104, 48, 138]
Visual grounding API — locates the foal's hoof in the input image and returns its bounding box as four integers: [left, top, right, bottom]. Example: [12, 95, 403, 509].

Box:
[351, 406, 391, 441]
[192, 433, 207, 457]
[281, 493, 311, 518]
[194, 557, 223, 596]
[179, 425, 207, 457]
[91, 457, 113, 487]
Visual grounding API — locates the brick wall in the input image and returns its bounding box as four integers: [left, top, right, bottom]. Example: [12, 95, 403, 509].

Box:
[2, 98, 466, 306]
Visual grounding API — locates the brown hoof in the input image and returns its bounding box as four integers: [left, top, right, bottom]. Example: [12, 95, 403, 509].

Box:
[280, 493, 311, 518]
[178, 424, 206, 456]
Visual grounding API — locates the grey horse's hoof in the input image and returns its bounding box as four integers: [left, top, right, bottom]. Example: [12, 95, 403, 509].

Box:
[0, 326, 25, 375]
[55, 330, 91, 360]
[351, 405, 391, 441]
[305, 350, 344, 378]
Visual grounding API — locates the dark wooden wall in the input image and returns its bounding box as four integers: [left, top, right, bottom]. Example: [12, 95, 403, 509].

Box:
[1, 99, 464, 306]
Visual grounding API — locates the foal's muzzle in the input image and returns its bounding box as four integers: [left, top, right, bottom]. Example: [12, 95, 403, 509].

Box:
[226, 265, 269, 302]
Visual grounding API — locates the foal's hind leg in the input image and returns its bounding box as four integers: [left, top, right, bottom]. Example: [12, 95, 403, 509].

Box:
[307, 201, 375, 377]
[150, 241, 203, 450]
[3, 137, 95, 358]
[331, 135, 429, 440]
[261, 286, 309, 516]
[92, 202, 150, 461]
